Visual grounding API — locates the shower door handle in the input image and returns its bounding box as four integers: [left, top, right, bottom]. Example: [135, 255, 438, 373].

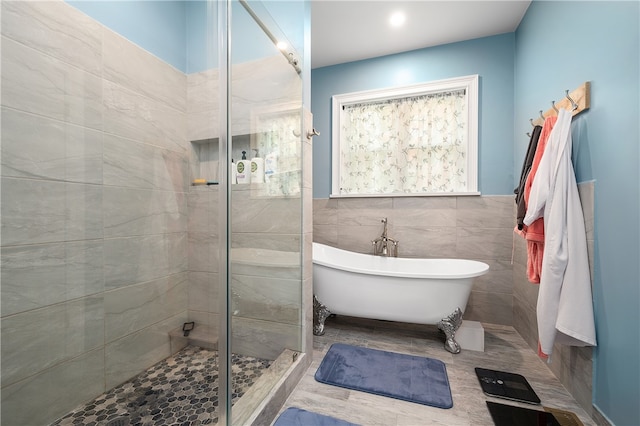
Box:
[306, 128, 320, 140]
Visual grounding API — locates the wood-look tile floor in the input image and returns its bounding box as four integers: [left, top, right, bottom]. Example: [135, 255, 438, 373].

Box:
[276, 316, 596, 426]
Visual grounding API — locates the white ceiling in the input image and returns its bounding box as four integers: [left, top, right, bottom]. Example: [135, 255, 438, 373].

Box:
[310, 1, 532, 69]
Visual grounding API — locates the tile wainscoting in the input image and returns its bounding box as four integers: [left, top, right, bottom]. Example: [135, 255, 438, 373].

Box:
[313, 195, 515, 326]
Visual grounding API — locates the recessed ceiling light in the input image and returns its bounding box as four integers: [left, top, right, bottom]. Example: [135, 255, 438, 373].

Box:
[389, 11, 406, 27]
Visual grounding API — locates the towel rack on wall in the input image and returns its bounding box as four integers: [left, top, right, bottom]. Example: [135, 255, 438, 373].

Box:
[530, 81, 591, 127]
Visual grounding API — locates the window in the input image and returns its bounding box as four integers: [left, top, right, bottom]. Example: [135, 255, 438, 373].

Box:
[331, 75, 479, 197]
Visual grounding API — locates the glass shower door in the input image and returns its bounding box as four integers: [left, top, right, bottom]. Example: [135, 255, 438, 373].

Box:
[219, 0, 305, 423]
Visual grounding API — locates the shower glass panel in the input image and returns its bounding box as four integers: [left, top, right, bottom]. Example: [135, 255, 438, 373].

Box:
[224, 0, 304, 423]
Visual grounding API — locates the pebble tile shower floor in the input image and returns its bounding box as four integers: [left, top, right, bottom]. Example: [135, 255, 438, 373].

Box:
[51, 346, 272, 426]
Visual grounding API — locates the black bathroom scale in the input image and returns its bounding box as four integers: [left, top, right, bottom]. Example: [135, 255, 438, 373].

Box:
[486, 401, 561, 426]
[475, 367, 541, 404]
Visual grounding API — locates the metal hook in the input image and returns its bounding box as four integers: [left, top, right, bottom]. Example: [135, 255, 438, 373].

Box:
[551, 100, 558, 113]
[529, 118, 535, 127]
[526, 132, 531, 138]
[306, 128, 320, 140]
[565, 90, 578, 111]
[539, 110, 545, 120]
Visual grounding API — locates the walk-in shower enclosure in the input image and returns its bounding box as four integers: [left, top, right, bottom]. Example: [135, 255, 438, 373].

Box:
[0, 0, 312, 424]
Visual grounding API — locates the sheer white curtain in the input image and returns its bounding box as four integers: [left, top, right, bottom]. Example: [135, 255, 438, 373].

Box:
[257, 110, 301, 196]
[339, 89, 467, 194]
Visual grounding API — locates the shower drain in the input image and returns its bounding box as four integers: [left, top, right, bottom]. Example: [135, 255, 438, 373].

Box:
[106, 416, 130, 426]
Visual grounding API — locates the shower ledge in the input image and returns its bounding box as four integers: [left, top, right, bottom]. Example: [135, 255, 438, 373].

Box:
[169, 323, 218, 350]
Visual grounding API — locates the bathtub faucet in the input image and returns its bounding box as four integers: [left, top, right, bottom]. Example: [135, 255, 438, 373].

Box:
[372, 218, 398, 257]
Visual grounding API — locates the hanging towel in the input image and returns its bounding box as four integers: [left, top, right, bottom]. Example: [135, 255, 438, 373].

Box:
[515, 116, 557, 283]
[514, 124, 542, 230]
[523, 108, 597, 358]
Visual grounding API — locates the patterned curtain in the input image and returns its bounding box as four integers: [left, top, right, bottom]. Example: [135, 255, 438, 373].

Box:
[339, 90, 467, 194]
[257, 110, 301, 196]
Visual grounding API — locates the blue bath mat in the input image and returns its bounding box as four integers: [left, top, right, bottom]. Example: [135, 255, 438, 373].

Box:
[273, 407, 359, 426]
[314, 343, 453, 409]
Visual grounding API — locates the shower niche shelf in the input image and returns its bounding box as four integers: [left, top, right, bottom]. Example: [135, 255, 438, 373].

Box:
[191, 138, 220, 185]
[191, 136, 253, 185]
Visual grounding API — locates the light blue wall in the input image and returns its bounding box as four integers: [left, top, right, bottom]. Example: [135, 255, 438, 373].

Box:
[67, 1, 187, 71]
[67, 1, 303, 74]
[311, 33, 516, 198]
[515, 2, 639, 425]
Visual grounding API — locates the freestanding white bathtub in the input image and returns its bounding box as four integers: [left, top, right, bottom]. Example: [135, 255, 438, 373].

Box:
[312, 242, 489, 353]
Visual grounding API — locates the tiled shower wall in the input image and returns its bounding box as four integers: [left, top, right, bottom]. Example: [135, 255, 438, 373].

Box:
[0, 2, 188, 424]
[313, 195, 516, 325]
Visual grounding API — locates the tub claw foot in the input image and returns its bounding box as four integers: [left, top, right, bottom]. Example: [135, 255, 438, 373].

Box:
[313, 295, 331, 336]
[437, 307, 463, 354]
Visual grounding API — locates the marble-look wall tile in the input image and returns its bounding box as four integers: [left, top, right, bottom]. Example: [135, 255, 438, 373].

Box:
[231, 232, 300, 252]
[104, 187, 187, 237]
[231, 261, 301, 281]
[512, 295, 539, 351]
[187, 69, 219, 142]
[312, 198, 337, 226]
[337, 197, 393, 226]
[1, 348, 105, 426]
[392, 226, 458, 258]
[105, 313, 187, 390]
[472, 259, 513, 294]
[188, 232, 219, 273]
[232, 274, 300, 325]
[456, 195, 514, 228]
[104, 233, 188, 290]
[465, 290, 513, 325]
[232, 317, 301, 360]
[231, 192, 301, 234]
[1, 296, 104, 387]
[187, 311, 221, 331]
[1, 0, 103, 75]
[512, 230, 528, 266]
[103, 28, 186, 112]
[312, 224, 338, 246]
[1, 240, 104, 316]
[513, 264, 539, 308]
[230, 56, 302, 137]
[1, 178, 103, 246]
[188, 110, 221, 143]
[105, 272, 188, 342]
[392, 196, 457, 228]
[188, 272, 219, 314]
[301, 275, 314, 353]
[103, 80, 186, 153]
[578, 181, 594, 240]
[302, 232, 313, 282]
[1, 36, 102, 130]
[187, 69, 218, 116]
[103, 134, 188, 192]
[188, 188, 218, 236]
[303, 137, 313, 190]
[456, 226, 513, 261]
[1, 108, 103, 183]
[336, 225, 386, 254]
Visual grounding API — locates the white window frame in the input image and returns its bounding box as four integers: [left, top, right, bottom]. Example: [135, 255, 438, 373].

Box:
[331, 74, 479, 197]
